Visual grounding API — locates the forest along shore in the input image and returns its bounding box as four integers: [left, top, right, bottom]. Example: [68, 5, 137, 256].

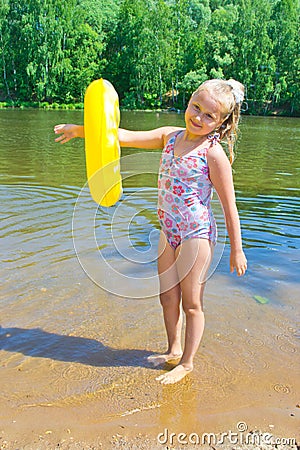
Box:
[0, 1, 299, 115]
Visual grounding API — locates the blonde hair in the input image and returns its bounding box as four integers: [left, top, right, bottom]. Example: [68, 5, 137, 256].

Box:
[195, 78, 244, 164]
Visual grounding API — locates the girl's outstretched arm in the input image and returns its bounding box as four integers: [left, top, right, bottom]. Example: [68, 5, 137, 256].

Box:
[208, 144, 247, 276]
[118, 126, 182, 149]
[54, 124, 182, 149]
[54, 124, 84, 144]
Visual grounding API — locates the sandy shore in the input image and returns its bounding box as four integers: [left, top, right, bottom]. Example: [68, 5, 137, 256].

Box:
[1, 268, 299, 450]
[0, 429, 298, 450]
[1, 403, 299, 450]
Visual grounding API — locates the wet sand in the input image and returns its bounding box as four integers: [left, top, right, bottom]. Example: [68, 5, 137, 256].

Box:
[1, 263, 299, 449]
[0, 395, 299, 449]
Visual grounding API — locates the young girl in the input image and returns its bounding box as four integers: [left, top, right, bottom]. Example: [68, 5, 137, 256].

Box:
[54, 78, 247, 385]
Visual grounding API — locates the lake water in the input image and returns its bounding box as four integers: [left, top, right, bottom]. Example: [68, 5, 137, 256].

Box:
[0, 109, 299, 447]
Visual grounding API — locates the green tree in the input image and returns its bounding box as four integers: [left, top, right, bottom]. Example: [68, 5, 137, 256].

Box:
[0, 0, 11, 98]
[134, 0, 175, 106]
[1, 0, 106, 102]
[162, 0, 211, 106]
[103, 0, 144, 102]
[179, 67, 208, 105]
[205, 4, 239, 80]
[269, 0, 300, 111]
[105, 0, 176, 108]
[61, 5, 105, 102]
[233, 0, 274, 102]
[2, 0, 73, 101]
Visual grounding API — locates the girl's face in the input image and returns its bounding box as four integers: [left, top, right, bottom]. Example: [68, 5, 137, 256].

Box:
[185, 90, 223, 137]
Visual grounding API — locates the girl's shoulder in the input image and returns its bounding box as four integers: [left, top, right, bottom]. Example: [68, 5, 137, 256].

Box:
[207, 142, 231, 168]
[162, 127, 185, 147]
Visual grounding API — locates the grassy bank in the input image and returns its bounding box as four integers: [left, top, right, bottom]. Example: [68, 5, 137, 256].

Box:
[0, 101, 84, 110]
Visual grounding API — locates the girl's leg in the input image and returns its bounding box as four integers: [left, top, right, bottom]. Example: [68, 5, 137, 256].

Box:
[156, 238, 213, 384]
[148, 232, 182, 366]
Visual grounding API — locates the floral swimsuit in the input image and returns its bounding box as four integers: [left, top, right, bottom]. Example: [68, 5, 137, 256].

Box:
[157, 131, 218, 249]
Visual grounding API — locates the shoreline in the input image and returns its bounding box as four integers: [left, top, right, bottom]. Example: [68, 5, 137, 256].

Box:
[0, 103, 299, 118]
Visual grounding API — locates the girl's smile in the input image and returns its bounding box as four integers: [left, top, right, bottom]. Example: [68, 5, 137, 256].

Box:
[190, 118, 202, 128]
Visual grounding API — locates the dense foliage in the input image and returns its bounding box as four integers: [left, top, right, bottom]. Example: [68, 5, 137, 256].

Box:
[0, 0, 299, 114]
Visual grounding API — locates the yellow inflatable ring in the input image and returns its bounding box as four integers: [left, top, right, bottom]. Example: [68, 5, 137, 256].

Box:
[84, 78, 122, 207]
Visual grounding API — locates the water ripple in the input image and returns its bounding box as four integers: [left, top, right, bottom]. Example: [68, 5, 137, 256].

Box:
[239, 195, 300, 249]
[273, 383, 291, 394]
[0, 184, 79, 272]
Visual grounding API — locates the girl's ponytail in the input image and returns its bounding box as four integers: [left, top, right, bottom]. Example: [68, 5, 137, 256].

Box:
[218, 79, 244, 164]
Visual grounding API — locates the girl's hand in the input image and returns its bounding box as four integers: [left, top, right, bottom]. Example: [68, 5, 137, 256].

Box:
[54, 124, 84, 144]
[230, 249, 247, 276]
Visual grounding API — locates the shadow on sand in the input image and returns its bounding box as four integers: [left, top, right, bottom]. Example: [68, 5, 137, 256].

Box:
[0, 325, 157, 369]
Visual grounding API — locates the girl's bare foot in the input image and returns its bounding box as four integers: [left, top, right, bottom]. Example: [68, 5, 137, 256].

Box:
[147, 352, 182, 368]
[156, 364, 193, 384]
